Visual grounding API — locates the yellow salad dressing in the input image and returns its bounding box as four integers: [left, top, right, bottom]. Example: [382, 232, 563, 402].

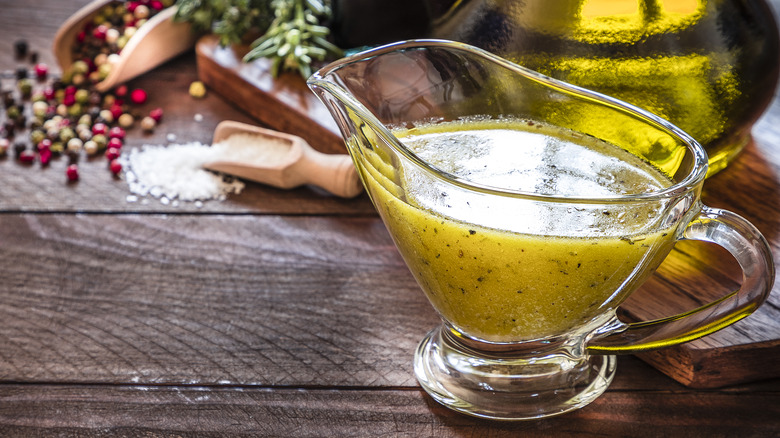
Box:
[361, 118, 679, 342]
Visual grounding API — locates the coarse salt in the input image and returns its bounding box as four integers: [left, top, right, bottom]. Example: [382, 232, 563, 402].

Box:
[120, 141, 245, 203]
[119, 132, 294, 204]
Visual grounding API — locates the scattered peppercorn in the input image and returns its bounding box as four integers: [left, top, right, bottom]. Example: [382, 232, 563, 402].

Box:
[189, 81, 206, 99]
[13, 39, 28, 58]
[66, 164, 79, 181]
[140, 116, 156, 132]
[130, 88, 147, 104]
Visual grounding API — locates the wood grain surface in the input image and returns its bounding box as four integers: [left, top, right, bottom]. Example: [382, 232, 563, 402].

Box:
[0, 0, 779, 436]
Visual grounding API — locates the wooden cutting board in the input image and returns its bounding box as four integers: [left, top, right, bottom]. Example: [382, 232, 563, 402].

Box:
[195, 35, 344, 155]
[195, 35, 780, 388]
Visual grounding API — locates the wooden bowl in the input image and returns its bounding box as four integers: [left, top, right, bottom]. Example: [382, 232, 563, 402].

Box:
[52, 0, 198, 92]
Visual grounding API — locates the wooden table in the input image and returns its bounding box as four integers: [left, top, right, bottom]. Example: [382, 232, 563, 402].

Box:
[0, 1, 778, 436]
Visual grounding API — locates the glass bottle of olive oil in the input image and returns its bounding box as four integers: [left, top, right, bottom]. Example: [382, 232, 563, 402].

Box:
[430, 0, 780, 176]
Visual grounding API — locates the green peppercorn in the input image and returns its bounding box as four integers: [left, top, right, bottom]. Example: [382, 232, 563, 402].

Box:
[59, 127, 75, 143]
[71, 60, 89, 75]
[91, 133, 108, 150]
[67, 103, 83, 117]
[29, 129, 46, 145]
[6, 105, 20, 120]
[50, 142, 64, 155]
[75, 89, 90, 104]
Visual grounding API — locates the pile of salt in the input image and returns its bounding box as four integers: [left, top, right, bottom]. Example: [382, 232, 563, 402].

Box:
[119, 132, 294, 205]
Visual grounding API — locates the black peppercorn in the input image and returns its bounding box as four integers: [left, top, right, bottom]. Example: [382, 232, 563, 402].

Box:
[29, 51, 39, 64]
[13, 39, 28, 59]
[15, 67, 28, 80]
[13, 141, 27, 157]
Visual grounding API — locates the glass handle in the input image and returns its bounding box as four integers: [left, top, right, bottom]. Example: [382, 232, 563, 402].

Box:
[587, 206, 775, 353]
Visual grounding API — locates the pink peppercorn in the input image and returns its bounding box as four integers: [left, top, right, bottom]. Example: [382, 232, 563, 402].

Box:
[110, 104, 123, 120]
[92, 122, 108, 135]
[77, 31, 86, 44]
[105, 147, 121, 161]
[107, 137, 123, 149]
[19, 150, 36, 163]
[150, 0, 164, 10]
[63, 94, 76, 106]
[130, 88, 147, 104]
[149, 107, 163, 122]
[65, 85, 77, 96]
[66, 164, 79, 181]
[37, 139, 52, 151]
[34, 63, 48, 79]
[93, 24, 108, 40]
[108, 126, 126, 139]
[115, 85, 128, 97]
[109, 159, 122, 175]
[39, 148, 52, 166]
[43, 87, 55, 100]
[127, 2, 139, 13]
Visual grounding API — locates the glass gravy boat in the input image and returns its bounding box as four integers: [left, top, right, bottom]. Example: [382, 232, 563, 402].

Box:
[307, 40, 774, 420]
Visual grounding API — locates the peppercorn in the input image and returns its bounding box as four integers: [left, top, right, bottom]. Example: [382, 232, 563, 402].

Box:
[189, 81, 206, 99]
[149, 107, 163, 122]
[2, 90, 14, 108]
[107, 137, 123, 150]
[32, 100, 49, 118]
[39, 147, 52, 165]
[67, 138, 84, 153]
[14, 39, 28, 59]
[140, 116, 156, 132]
[59, 127, 75, 143]
[29, 129, 46, 145]
[98, 109, 114, 123]
[130, 88, 147, 104]
[105, 147, 120, 161]
[0, 138, 9, 156]
[19, 149, 36, 163]
[15, 67, 28, 80]
[18, 79, 33, 98]
[71, 60, 89, 75]
[6, 105, 20, 120]
[3, 120, 16, 137]
[34, 63, 48, 80]
[118, 113, 134, 128]
[92, 122, 108, 135]
[109, 126, 125, 139]
[84, 140, 99, 156]
[13, 141, 27, 158]
[50, 142, 65, 155]
[92, 134, 108, 150]
[66, 164, 79, 181]
[109, 159, 122, 175]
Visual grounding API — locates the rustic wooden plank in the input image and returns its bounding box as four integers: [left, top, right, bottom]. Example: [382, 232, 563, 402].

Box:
[0, 379, 778, 437]
[0, 213, 432, 386]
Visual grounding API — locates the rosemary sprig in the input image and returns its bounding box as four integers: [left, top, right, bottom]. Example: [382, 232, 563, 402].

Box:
[243, 0, 342, 77]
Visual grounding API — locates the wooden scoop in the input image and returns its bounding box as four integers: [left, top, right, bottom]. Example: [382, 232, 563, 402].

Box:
[206, 121, 363, 198]
[53, 0, 198, 92]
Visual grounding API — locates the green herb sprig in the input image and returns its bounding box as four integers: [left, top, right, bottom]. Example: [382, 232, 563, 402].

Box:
[243, 0, 342, 77]
[174, 0, 341, 78]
